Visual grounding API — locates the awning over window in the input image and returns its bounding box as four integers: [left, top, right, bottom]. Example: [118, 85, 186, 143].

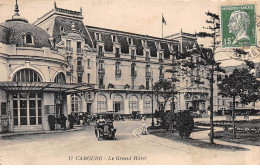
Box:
[0, 82, 95, 94]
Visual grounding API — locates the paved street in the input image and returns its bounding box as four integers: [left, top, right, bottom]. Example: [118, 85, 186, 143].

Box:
[0, 120, 260, 165]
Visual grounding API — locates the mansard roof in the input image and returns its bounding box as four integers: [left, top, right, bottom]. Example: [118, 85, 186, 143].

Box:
[52, 16, 93, 48]
[86, 25, 179, 58]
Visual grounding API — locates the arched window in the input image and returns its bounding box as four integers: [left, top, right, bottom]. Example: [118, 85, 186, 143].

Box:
[143, 96, 152, 114]
[129, 95, 138, 112]
[54, 72, 66, 83]
[25, 34, 32, 43]
[71, 95, 81, 113]
[113, 95, 123, 112]
[97, 95, 107, 111]
[13, 69, 42, 82]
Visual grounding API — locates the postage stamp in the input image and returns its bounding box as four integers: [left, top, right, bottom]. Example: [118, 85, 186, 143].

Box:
[221, 4, 257, 48]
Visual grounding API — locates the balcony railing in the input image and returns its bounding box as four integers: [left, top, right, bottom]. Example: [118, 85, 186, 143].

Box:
[159, 58, 164, 62]
[98, 68, 105, 74]
[98, 52, 104, 57]
[76, 48, 84, 54]
[131, 55, 136, 60]
[99, 84, 105, 89]
[131, 71, 137, 77]
[115, 53, 120, 58]
[65, 47, 73, 53]
[145, 57, 150, 61]
[77, 65, 84, 73]
[145, 72, 151, 78]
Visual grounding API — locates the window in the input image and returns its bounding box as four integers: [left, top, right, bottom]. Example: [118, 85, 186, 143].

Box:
[13, 69, 42, 82]
[252, 102, 255, 107]
[54, 72, 66, 83]
[13, 93, 42, 126]
[186, 102, 189, 109]
[146, 79, 149, 90]
[131, 50, 135, 56]
[87, 59, 90, 67]
[159, 66, 163, 76]
[186, 80, 189, 87]
[116, 48, 120, 54]
[66, 40, 71, 50]
[129, 96, 138, 112]
[97, 95, 107, 111]
[77, 41, 81, 53]
[87, 73, 90, 83]
[128, 37, 133, 45]
[131, 63, 136, 75]
[112, 35, 117, 43]
[71, 95, 81, 113]
[115, 62, 121, 76]
[98, 60, 104, 70]
[143, 96, 152, 113]
[98, 46, 103, 53]
[25, 34, 32, 44]
[159, 53, 163, 60]
[78, 74, 82, 83]
[222, 100, 225, 105]
[77, 60, 82, 66]
[146, 51, 149, 57]
[96, 33, 101, 41]
[99, 76, 104, 87]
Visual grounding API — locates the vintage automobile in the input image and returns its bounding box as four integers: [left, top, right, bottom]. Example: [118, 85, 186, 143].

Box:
[94, 112, 116, 140]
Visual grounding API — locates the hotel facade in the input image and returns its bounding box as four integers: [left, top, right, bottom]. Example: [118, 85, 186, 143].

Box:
[0, 2, 219, 132]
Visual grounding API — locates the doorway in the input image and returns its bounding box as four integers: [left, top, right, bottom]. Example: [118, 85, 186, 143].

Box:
[87, 103, 92, 114]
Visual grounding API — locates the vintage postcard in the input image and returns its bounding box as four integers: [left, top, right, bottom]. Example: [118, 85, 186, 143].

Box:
[0, 0, 259, 165]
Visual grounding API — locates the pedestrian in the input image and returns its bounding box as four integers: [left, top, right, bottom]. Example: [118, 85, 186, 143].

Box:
[61, 114, 67, 130]
[141, 116, 148, 135]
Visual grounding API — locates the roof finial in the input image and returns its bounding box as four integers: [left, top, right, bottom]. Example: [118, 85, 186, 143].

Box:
[14, 0, 20, 16]
[180, 28, 183, 33]
[80, 7, 82, 14]
[54, 1, 57, 8]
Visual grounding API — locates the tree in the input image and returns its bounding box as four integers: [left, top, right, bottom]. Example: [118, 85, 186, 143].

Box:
[196, 11, 220, 144]
[153, 79, 173, 113]
[153, 79, 173, 129]
[218, 61, 260, 139]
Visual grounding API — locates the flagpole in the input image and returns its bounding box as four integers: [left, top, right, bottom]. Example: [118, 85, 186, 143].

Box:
[162, 13, 163, 38]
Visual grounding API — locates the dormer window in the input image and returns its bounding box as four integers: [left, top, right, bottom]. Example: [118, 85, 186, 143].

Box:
[95, 32, 102, 41]
[112, 35, 118, 43]
[128, 37, 133, 45]
[155, 42, 160, 49]
[24, 33, 33, 44]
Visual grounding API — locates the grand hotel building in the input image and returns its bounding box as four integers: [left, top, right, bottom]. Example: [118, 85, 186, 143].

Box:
[0, 2, 212, 132]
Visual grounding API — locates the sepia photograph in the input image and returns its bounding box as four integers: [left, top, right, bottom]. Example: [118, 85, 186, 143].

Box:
[0, 0, 259, 165]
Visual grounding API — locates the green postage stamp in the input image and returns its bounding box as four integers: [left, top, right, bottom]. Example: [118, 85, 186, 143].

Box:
[221, 4, 257, 48]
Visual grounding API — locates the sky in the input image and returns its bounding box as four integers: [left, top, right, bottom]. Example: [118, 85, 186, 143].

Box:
[0, 0, 259, 66]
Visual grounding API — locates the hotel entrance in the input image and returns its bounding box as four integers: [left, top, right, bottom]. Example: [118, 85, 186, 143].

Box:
[13, 92, 42, 131]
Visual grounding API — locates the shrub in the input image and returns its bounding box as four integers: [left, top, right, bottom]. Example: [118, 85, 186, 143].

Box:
[175, 111, 194, 138]
[108, 83, 115, 89]
[124, 84, 130, 89]
[48, 115, 56, 131]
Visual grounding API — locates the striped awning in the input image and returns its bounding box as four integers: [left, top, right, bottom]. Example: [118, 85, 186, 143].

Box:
[0, 82, 95, 94]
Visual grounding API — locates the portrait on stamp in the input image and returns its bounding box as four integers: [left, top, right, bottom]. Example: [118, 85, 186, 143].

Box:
[221, 4, 257, 48]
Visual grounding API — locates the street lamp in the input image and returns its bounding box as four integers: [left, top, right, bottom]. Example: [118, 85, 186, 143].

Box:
[151, 71, 155, 127]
